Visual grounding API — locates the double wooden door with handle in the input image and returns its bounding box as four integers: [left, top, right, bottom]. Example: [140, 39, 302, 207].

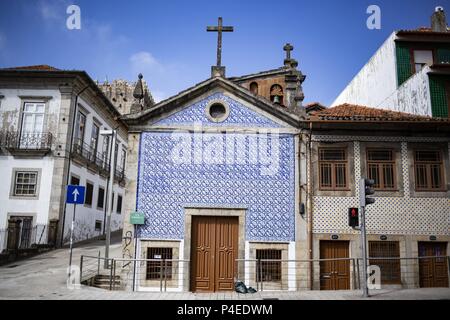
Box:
[191, 216, 238, 292]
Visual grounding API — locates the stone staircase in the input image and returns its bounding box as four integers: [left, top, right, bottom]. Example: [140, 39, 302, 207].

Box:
[92, 274, 122, 290]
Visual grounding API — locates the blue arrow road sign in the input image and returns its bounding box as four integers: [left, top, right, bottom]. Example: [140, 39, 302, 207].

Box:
[66, 185, 85, 204]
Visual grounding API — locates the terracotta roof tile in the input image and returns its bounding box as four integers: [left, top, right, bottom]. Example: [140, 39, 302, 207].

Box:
[2, 65, 61, 71]
[309, 103, 450, 122]
[397, 28, 450, 34]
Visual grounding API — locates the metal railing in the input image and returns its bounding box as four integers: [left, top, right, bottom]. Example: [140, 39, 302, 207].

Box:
[78, 255, 450, 292]
[113, 258, 190, 292]
[79, 255, 190, 291]
[72, 139, 109, 169]
[72, 139, 125, 181]
[0, 131, 52, 150]
[0, 224, 49, 253]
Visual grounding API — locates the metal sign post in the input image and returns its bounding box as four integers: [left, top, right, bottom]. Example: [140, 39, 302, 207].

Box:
[360, 205, 369, 297]
[359, 178, 375, 298]
[130, 212, 145, 292]
[66, 185, 85, 278]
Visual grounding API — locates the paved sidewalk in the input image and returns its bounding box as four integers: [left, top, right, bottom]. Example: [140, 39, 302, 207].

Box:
[0, 235, 449, 300]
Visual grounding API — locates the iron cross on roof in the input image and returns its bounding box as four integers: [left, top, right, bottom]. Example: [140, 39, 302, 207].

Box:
[207, 17, 234, 67]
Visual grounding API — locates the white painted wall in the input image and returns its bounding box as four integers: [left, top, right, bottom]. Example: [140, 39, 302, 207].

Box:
[332, 33, 398, 108]
[384, 66, 432, 116]
[61, 96, 127, 243]
[0, 86, 127, 250]
[332, 33, 434, 116]
[0, 88, 60, 252]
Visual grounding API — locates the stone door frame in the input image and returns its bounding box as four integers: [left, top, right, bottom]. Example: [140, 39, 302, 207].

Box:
[183, 207, 246, 291]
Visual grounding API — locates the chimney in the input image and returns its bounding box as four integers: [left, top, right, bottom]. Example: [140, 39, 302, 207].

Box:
[431, 6, 448, 32]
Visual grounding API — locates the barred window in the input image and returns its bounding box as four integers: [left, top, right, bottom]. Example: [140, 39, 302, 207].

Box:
[414, 151, 444, 191]
[256, 249, 281, 282]
[367, 149, 396, 190]
[319, 148, 348, 190]
[369, 241, 401, 285]
[146, 248, 173, 280]
[14, 171, 38, 196]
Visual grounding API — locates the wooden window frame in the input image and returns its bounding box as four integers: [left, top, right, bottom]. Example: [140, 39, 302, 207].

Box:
[414, 150, 445, 191]
[318, 148, 349, 191]
[409, 47, 436, 76]
[14, 171, 39, 197]
[74, 110, 87, 146]
[366, 149, 397, 191]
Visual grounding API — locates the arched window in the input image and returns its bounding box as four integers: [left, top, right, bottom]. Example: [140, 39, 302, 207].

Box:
[270, 84, 283, 105]
[250, 82, 258, 95]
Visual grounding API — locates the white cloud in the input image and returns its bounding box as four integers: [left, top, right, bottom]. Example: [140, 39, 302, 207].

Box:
[128, 51, 192, 103]
[129, 51, 164, 74]
[37, 0, 66, 21]
[150, 90, 166, 103]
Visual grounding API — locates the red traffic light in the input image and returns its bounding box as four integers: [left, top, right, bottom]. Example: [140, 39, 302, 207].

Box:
[348, 207, 359, 227]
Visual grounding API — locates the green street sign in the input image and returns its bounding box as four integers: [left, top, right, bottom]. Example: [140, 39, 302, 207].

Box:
[130, 211, 145, 225]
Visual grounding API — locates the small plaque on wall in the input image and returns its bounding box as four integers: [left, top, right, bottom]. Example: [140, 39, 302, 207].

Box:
[380, 235, 388, 241]
[429, 235, 437, 241]
[331, 234, 339, 240]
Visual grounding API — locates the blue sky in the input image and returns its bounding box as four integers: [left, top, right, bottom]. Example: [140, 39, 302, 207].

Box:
[0, 0, 448, 104]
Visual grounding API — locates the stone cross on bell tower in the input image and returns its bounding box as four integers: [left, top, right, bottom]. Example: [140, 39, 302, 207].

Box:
[207, 17, 234, 77]
[283, 43, 294, 67]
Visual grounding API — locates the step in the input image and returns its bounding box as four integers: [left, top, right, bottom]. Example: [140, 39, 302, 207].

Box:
[94, 279, 121, 285]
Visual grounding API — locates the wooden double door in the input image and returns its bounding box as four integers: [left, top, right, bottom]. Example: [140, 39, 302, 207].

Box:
[320, 241, 350, 290]
[418, 242, 449, 288]
[190, 216, 238, 292]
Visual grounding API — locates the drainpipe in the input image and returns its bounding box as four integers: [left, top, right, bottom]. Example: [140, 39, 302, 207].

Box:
[59, 84, 90, 248]
[307, 121, 314, 289]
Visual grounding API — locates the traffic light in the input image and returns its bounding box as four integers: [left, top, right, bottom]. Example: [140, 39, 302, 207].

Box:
[348, 207, 359, 227]
[360, 178, 376, 207]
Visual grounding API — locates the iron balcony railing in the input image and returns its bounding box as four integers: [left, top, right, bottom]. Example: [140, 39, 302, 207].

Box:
[0, 131, 52, 150]
[72, 139, 109, 169]
[72, 139, 126, 182]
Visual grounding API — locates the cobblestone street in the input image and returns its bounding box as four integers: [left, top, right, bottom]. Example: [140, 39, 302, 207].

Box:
[0, 235, 449, 300]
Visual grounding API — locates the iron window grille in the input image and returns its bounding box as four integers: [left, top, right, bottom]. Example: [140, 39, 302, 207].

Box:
[369, 241, 401, 285]
[146, 248, 173, 280]
[256, 249, 282, 282]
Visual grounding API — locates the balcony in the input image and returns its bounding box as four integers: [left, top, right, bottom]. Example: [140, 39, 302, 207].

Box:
[71, 139, 126, 185]
[0, 131, 52, 156]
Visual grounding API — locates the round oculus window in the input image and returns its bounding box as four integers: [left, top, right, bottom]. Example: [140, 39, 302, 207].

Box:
[206, 101, 229, 122]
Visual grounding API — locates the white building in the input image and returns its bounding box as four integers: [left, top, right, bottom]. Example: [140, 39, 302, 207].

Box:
[332, 7, 450, 118]
[0, 65, 128, 252]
